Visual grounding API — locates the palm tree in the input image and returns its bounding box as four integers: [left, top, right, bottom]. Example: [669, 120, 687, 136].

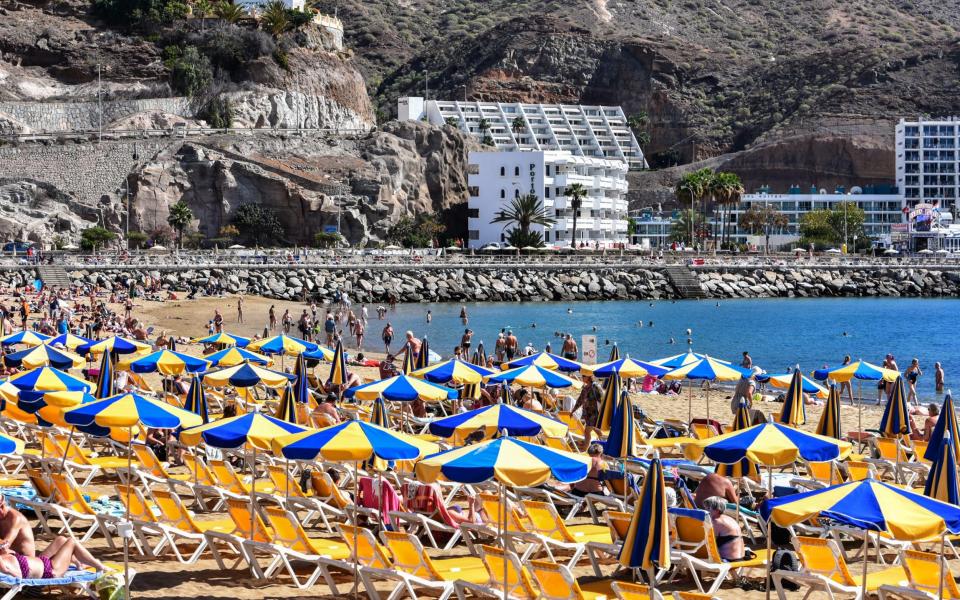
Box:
[167, 201, 194, 249]
[193, 0, 213, 31]
[491, 194, 555, 240]
[713, 171, 744, 248]
[564, 182, 588, 249]
[215, 0, 246, 23]
[675, 169, 710, 247]
[511, 116, 525, 135]
[261, 0, 289, 36]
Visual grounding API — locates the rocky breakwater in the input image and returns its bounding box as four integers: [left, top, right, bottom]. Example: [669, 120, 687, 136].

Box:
[68, 267, 673, 302]
[697, 267, 960, 298]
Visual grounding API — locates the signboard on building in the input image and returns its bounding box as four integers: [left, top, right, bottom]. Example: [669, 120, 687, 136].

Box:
[582, 335, 597, 365]
[324, 225, 338, 234]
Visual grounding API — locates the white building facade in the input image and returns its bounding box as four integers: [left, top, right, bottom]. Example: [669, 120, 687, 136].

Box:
[896, 118, 960, 209]
[467, 150, 629, 249]
[399, 97, 647, 170]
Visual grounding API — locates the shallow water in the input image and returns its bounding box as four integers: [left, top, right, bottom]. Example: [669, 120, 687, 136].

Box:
[358, 298, 959, 402]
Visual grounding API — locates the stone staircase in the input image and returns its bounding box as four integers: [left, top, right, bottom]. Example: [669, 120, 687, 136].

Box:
[36, 265, 72, 289]
[663, 264, 707, 299]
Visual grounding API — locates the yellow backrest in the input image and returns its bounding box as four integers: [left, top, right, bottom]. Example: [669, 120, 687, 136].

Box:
[266, 465, 304, 498]
[558, 411, 585, 437]
[50, 473, 95, 514]
[339, 524, 392, 568]
[264, 506, 310, 552]
[183, 453, 217, 487]
[152, 488, 201, 532]
[611, 581, 654, 600]
[479, 545, 538, 600]
[116, 483, 155, 522]
[912, 441, 931, 465]
[132, 444, 165, 477]
[310, 472, 350, 508]
[794, 536, 852, 585]
[224, 497, 270, 543]
[672, 512, 710, 559]
[27, 468, 53, 499]
[210, 460, 245, 494]
[846, 461, 874, 481]
[607, 511, 634, 543]
[807, 461, 842, 483]
[38, 431, 63, 459]
[528, 560, 584, 600]
[479, 493, 527, 532]
[903, 549, 960, 598]
[381, 531, 440, 580]
[875, 437, 908, 462]
[55, 434, 91, 465]
[675, 593, 712, 600]
[522, 501, 569, 541]
[691, 423, 717, 440]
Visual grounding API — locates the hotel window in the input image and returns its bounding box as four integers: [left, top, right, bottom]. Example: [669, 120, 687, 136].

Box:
[515, 189, 520, 198]
[545, 165, 551, 176]
[545, 188, 550, 198]
[514, 166, 520, 176]
[468, 230, 479, 240]
[500, 189, 505, 199]
[500, 166, 505, 176]
[467, 208, 479, 218]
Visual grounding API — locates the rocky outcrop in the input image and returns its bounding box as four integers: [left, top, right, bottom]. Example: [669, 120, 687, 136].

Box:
[696, 267, 960, 298]
[0, 181, 105, 242]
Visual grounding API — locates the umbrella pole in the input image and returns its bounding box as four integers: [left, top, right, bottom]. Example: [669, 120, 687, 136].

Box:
[353, 461, 360, 599]
[249, 442, 258, 576]
[939, 533, 946, 600]
[764, 465, 773, 600]
[857, 380, 863, 450]
[123, 429, 132, 600]
[500, 481, 507, 600]
[58, 426, 76, 472]
[687, 382, 692, 424]
[706, 386, 710, 423]
[860, 530, 869, 600]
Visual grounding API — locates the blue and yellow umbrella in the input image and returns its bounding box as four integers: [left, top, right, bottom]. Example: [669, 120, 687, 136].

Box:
[203, 347, 272, 368]
[813, 359, 899, 383]
[180, 413, 308, 449]
[501, 351, 584, 373]
[427, 404, 567, 440]
[649, 350, 728, 369]
[193, 332, 251, 348]
[756, 371, 828, 399]
[0, 331, 51, 347]
[328, 339, 349, 386]
[619, 457, 671, 573]
[3, 344, 84, 370]
[925, 433, 960, 505]
[8, 367, 94, 398]
[925, 393, 960, 463]
[400, 343, 415, 375]
[416, 436, 590, 487]
[778, 368, 806, 427]
[274, 384, 300, 425]
[201, 361, 295, 389]
[94, 350, 115, 399]
[584, 358, 670, 379]
[687, 422, 852, 467]
[370, 396, 390, 428]
[411, 359, 497, 385]
[605, 386, 637, 459]
[79, 336, 150, 356]
[247, 334, 319, 357]
[485, 364, 583, 390]
[662, 355, 747, 422]
[595, 375, 621, 431]
[46, 333, 95, 350]
[0, 431, 25, 455]
[183, 374, 209, 424]
[609, 344, 621, 362]
[816, 384, 842, 439]
[302, 346, 336, 362]
[119, 349, 210, 376]
[64, 392, 203, 429]
[271, 420, 437, 462]
[879, 376, 911, 438]
[344, 375, 456, 402]
[415, 338, 430, 371]
[716, 401, 761, 480]
[291, 354, 311, 405]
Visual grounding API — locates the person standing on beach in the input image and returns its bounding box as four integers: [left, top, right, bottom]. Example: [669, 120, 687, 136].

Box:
[236, 296, 244, 324]
[561, 334, 578, 360]
[740, 351, 752, 370]
[838, 355, 854, 404]
[354, 319, 364, 351]
[494, 332, 505, 362]
[282, 309, 292, 334]
[935, 362, 945, 393]
[298, 310, 311, 341]
[906, 358, 922, 405]
[382, 323, 394, 353]
[324, 313, 336, 346]
[213, 309, 223, 333]
[572, 375, 602, 447]
[879, 354, 898, 403]
[504, 330, 518, 360]
[268, 305, 277, 331]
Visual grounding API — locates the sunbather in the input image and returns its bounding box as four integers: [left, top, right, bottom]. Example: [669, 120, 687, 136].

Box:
[0, 536, 106, 579]
[0, 494, 35, 557]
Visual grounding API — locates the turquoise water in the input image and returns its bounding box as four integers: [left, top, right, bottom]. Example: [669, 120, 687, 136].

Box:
[363, 298, 958, 402]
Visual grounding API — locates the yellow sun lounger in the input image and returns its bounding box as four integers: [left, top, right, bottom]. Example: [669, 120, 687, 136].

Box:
[875, 549, 960, 600]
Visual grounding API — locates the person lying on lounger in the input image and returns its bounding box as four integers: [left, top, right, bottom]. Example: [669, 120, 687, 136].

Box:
[0, 536, 106, 579]
[0, 494, 35, 557]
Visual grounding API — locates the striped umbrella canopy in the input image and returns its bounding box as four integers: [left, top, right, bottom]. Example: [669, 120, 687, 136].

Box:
[778, 368, 806, 427]
[427, 404, 567, 440]
[410, 358, 497, 385]
[180, 413, 308, 449]
[501, 351, 584, 373]
[8, 367, 94, 400]
[762, 479, 960, 541]
[94, 350, 115, 399]
[0, 331, 51, 347]
[3, 344, 84, 370]
[618, 457, 671, 572]
[192, 332, 251, 348]
[605, 385, 637, 459]
[203, 347, 272, 368]
[595, 375, 621, 432]
[118, 349, 210, 376]
[9, 390, 119, 438]
[925, 433, 960, 505]
[46, 333, 95, 351]
[271, 420, 437, 462]
[756, 371, 829, 399]
[879, 376, 911, 438]
[183, 374, 209, 424]
[584, 358, 670, 380]
[649, 350, 730, 369]
[0, 431, 24, 455]
[816, 384, 842, 439]
[327, 339, 349, 386]
[79, 336, 150, 356]
[247, 334, 319, 357]
[401, 343, 415, 375]
[64, 392, 203, 429]
[292, 354, 311, 405]
[302, 346, 336, 362]
[415, 436, 590, 487]
[274, 384, 300, 425]
[925, 393, 960, 464]
[485, 364, 584, 390]
[813, 359, 900, 383]
[661, 356, 747, 382]
[609, 344, 621, 362]
[369, 396, 390, 428]
[344, 374, 457, 402]
[201, 361, 295, 389]
[686, 423, 852, 467]
[716, 400, 761, 480]
[415, 338, 430, 371]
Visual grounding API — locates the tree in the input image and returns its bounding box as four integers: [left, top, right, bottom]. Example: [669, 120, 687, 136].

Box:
[261, 0, 289, 36]
[192, 0, 212, 30]
[165, 45, 213, 97]
[233, 204, 284, 246]
[511, 116, 525, 135]
[799, 203, 867, 249]
[711, 171, 744, 248]
[826, 202, 866, 248]
[313, 231, 342, 248]
[386, 214, 446, 248]
[126, 231, 148, 249]
[167, 201, 194, 249]
[627, 112, 648, 131]
[215, 0, 245, 22]
[669, 209, 707, 244]
[506, 228, 544, 248]
[444, 116, 459, 128]
[674, 168, 712, 246]
[219, 224, 239, 241]
[490, 194, 555, 245]
[564, 182, 588, 248]
[80, 227, 117, 252]
[739, 204, 788, 254]
[634, 130, 651, 147]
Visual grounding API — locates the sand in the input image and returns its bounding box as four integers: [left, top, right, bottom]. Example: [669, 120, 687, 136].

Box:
[14, 293, 929, 599]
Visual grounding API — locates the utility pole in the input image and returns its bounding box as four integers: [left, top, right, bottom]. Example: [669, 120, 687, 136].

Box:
[424, 72, 429, 101]
[97, 59, 103, 144]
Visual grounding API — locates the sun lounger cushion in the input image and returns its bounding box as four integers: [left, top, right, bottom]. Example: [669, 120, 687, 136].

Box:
[0, 567, 98, 588]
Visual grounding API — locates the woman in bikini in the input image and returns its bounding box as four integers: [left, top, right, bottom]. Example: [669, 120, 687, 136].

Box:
[0, 536, 106, 580]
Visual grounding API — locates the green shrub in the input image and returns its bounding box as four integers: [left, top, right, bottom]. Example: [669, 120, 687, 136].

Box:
[166, 45, 213, 96]
[80, 227, 117, 252]
[201, 96, 233, 128]
[92, 0, 188, 28]
[233, 204, 285, 246]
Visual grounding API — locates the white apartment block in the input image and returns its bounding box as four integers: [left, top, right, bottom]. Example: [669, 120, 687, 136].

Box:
[896, 118, 960, 209]
[467, 150, 629, 249]
[399, 97, 648, 170]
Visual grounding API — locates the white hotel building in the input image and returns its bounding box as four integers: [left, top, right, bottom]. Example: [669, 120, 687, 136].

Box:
[399, 97, 641, 248]
[896, 117, 960, 210]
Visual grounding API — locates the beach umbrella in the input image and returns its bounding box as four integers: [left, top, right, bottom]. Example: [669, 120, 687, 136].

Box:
[756, 372, 828, 399]
[118, 349, 210, 376]
[649, 350, 730, 369]
[328, 339, 349, 386]
[410, 358, 497, 385]
[302, 346, 336, 362]
[662, 356, 747, 422]
[618, 457, 671, 585]
[401, 342, 415, 375]
[485, 364, 584, 390]
[201, 361, 295, 389]
[8, 366, 94, 399]
[192, 332, 251, 348]
[203, 347, 272, 368]
[925, 392, 960, 463]
[609, 344, 621, 362]
[688, 422, 852, 467]
[64, 391, 203, 600]
[183, 374, 209, 424]
[0, 330, 51, 347]
[3, 344, 84, 370]
[605, 386, 637, 459]
[879, 376, 911, 438]
[247, 334, 319, 357]
[274, 384, 300, 425]
[370, 396, 390, 428]
[344, 374, 457, 402]
[45, 333, 95, 350]
[79, 336, 150, 356]
[94, 350, 115, 400]
[716, 401, 761, 480]
[291, 354, 311, 405]
[584, 358, 670, 380]
[180, 412, 307, 449]
[501, 351, 584, 373]
[0, 430, 25, 455]
[778, 368, 806, 427]
[416, 338, 431, 371]
[816, 384, 842, 439]
[595, 375, 621, 433]
[814, 359, 900, 436]
[427, 404, 567, 440]
[925, 433, 960, 505]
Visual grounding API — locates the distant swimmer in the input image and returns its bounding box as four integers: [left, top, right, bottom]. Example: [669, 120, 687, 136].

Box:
[648, 302, 654, 307]
[567, 308, 573, 314]
[685, 328, 692, 336]
[669, 337, 676, 344]
[687, 337, 693, 345]
[530, 323, 536, 328]
[648, 321, 654, 327]
[592, 326, 598, 331]
[716, 302, 720, 307]
[842, 331, 849, 337]
[638, 321, 643, 328]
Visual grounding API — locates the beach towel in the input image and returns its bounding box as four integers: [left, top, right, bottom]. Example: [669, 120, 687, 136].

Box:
[406, 482, 458, 527]
[359, 476, 403, 528]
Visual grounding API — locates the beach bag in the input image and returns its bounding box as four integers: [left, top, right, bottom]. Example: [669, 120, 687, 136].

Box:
[94, 572, 125, 600]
